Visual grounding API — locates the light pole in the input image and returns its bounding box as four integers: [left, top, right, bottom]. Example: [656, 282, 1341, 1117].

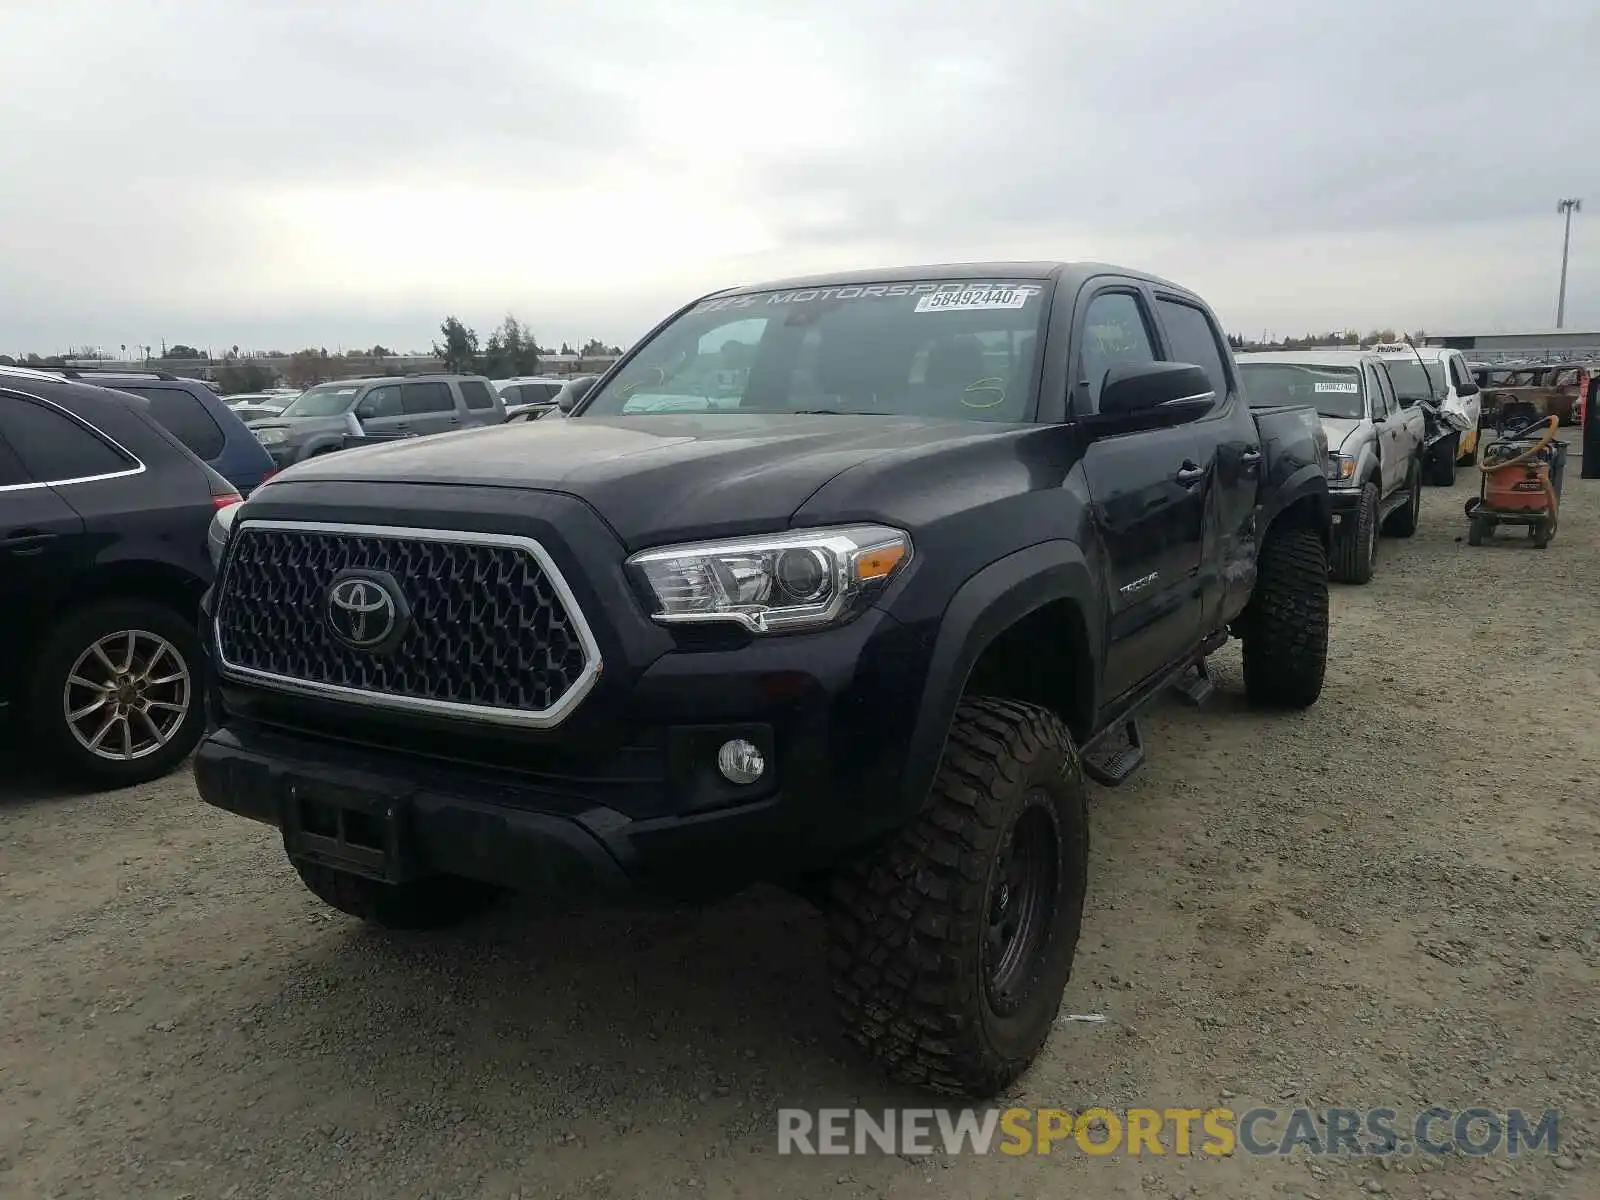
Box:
[1556, 198, 1582, 329]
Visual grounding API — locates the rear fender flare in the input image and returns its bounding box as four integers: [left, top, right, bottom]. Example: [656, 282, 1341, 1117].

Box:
[896, 541, 1099, 817]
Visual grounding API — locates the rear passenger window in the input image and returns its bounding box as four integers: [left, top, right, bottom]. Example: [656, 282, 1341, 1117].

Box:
[0, 437, 27, 486]
[401, 382, 454, 415]
[1079, 292, 1156, 411]
[0, 394, 137, 483]
[459, 380, 496, 411]
[1156, 298, 1230, 400]
[114, 385, 225, 460]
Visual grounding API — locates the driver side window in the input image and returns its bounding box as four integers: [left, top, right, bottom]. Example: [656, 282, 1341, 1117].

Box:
[1077, 291, 1156, 412]
[356, 385, 402, 419]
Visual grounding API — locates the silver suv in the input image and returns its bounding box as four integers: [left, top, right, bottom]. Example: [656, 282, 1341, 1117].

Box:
[247, 375, 505, 467]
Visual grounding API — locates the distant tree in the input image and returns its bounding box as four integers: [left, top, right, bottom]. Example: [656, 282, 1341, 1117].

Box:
[369, 343, 394, 357]
[433, 316, 479, 374]
[481, 314, 540, 377]
[560, 342, 575, 356]
[214, 362, 276, 394]
[163, 344, 203, 360]
[284, 347, 333, 388]
[580, 337, 611, 357]
[0, 354, 14, 366]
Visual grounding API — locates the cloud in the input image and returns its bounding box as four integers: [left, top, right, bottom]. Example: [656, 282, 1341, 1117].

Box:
[0, 0, 1595, 353]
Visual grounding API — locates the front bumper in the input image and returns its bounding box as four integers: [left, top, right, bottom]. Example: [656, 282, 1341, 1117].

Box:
[195, 599, 925, 901]
[1327, 485, 1363, 529]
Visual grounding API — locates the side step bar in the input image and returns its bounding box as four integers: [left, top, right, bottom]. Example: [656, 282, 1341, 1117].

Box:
[1082, 717, 1146, 787]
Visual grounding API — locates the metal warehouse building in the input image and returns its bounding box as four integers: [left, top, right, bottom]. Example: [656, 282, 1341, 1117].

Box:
[1423, 330, 1600, 362]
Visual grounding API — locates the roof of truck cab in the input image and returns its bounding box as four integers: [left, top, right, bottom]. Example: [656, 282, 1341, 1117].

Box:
[703, 261, 1203, 299]
[1235, 350, 1381, 367]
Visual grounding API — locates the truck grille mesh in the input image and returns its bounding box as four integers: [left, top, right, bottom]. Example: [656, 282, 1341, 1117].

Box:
[213, 525, 593, 718]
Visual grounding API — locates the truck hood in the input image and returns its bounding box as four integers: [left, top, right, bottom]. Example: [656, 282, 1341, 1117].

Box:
[1320, 417, 1365, 453]
[266, 412, 997, 547]
[247, 415, 347, 437]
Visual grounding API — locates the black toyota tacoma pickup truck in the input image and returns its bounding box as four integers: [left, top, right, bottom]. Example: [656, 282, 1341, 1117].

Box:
[196, 262, 1332, 1097]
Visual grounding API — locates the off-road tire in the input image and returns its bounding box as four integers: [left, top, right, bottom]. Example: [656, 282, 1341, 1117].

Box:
[1427, 438, 1458, 487]
[824, 697, 1088, 1098]
[291, 858, 503, 930]
[1331, 482, 1379, 583]
[27, 599, 206, 789]
[1240, 525, 1328, 710]
[1383, 458, 1422, 537]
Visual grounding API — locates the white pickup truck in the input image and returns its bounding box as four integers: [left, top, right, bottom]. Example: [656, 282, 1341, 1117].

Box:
[1371, 343, 1483, 475]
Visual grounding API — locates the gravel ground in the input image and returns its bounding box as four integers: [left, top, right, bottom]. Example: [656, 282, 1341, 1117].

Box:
[3, 470, 1598, 1200]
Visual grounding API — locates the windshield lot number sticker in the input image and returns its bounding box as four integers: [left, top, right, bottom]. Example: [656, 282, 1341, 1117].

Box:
[915, 287, 1032, 313]
[1314, 382, 1360, 393]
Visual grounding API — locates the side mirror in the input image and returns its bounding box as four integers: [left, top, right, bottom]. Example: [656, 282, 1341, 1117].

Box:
[1092, 362, 1215, 430]
[558, 376, 596, 413]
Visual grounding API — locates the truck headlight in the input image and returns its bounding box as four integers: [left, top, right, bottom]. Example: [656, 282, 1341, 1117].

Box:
[1325, 453, 1357, 484]
[253, 427, 288, 446]
[626, 524, 913, 633]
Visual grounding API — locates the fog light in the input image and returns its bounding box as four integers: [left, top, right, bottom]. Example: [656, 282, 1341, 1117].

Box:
[716, 738, 766, 785]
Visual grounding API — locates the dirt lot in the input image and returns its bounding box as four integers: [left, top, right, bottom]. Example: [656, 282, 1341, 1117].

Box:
[3, 472, 1598, 1200]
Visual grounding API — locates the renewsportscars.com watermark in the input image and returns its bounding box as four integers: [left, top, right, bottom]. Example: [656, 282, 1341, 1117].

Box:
[778, 1107, 1562, 1158]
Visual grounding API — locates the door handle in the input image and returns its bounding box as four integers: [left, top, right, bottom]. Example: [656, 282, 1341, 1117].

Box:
[2, 531, 56, 555]
[1240, 447, 1263, 469]
[1175, 463, 1206, 487]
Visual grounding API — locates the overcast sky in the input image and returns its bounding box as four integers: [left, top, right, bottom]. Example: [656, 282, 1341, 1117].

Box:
[3, 0, 1596, 355]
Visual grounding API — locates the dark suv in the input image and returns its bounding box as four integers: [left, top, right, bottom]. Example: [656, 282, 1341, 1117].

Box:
[196, 262, 1332, 1097]
[0, 370, 239, 785]
[41, 367, 277, 496]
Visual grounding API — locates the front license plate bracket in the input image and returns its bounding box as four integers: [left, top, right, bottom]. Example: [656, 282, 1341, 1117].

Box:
[281, 778, 413, 884]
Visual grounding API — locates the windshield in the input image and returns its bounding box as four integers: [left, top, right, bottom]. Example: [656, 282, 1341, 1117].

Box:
[579, 279, 1049, 421]
[1380, 359, 1441, 403]
[279, 383, 362, 417]
[1239, 363, 1367, 419]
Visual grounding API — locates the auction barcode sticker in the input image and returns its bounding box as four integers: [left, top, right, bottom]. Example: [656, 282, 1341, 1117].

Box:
[915, 286, 1033, 313]
[1314, 382, 1360, 393]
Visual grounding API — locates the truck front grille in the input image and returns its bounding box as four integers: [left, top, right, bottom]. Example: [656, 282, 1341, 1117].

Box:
[212, 521, 601, 727]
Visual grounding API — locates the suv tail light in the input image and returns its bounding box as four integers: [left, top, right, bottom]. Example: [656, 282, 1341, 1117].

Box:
[200, 462, 242, 510]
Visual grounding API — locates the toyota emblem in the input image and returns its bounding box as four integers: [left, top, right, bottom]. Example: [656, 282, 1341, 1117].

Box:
[325, 570, 410, 652]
